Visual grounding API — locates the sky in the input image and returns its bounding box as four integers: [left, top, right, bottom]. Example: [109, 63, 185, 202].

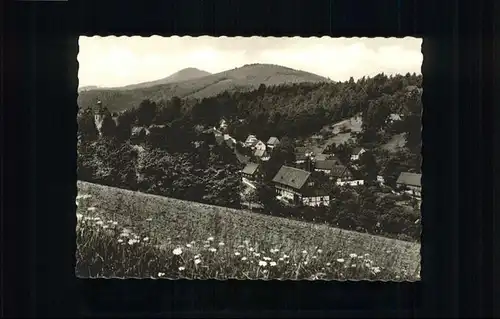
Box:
[78, 36, 422, 88]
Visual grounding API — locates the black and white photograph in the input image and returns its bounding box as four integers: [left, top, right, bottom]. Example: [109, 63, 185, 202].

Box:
[76, 36, 422, 281]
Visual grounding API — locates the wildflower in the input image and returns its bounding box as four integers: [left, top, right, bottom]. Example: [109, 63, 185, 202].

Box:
[87, 207, 97, 212]
[358, 255, 364, 259]
[270, 248, 279, 253]
[178, 266, 185, 271]
[96, 221, 104, 226]
[234, 251, 241, 256]
[102, 225, 109, 229]
[237, 245, 245, 249]
[241, 257, 248, 261]
[76, 201, 79, 207]
[76, 213, 83, 220]
[172, 248, 183, 255]
[194, 255, 200, 259]
[157, 272, 165, 277]
[146, 218, 152, 222]
[351, 264, 357, 268]
[204, 244, 210, 248]
[263, 256, 271, 261]
[283, 254, 289, 259]
[186, 244, 192, 248]
[364, 253, 369, 257]
[209, 247, 217, 252]
[128, 239, 138, 245]
[386, 250, 392, 254]
[258, 261, 267, 267]
[303, 261, 308, 265]
[365, 263, 371, 268]
[120, 232, 130, 237]
[207, 236, 214, 241]
[117, 239, 123, 243]
[326, 262, 331, 266]
[349, 253, 357, 258]
[143, 237, 149, 242]
[253, 252, 261, 257]
[243, 239, 250, 245]
[372, 267, 381, 274]
[248, 247, 255, 252]
[312, 255, 317, 259]
[270, 261, 277, 267]
[194, 259, 201, 265]
[302, 250, 308, 254]
[337, 258, 345, 263]
[93, 217, 101, 221]
[262, 269, 268, 274]
[112, 221, 118, 226]
[317, 249, 323, 254]
[279, 258, 284, 261]
[218, 242, 225, 246]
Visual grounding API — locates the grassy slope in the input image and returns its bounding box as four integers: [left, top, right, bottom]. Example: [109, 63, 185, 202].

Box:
[77, 64, 331, 112]
[77, 181, 421, 274]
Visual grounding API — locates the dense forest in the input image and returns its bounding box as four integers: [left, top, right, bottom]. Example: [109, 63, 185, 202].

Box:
[77, 72, 422, 241]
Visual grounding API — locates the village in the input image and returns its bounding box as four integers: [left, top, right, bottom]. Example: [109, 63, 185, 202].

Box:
[200, 117, 422, 211]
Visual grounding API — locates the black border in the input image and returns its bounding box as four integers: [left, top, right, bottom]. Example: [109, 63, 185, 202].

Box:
[4, 0, 493, 317]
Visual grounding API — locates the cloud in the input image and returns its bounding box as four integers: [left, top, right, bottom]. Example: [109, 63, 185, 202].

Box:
[78, 36, 422, 87]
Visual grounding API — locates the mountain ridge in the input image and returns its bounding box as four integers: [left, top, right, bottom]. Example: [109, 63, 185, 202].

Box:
[77, 64, 332, 112]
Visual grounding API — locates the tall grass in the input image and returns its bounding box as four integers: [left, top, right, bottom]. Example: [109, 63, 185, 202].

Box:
[75, 193, 420, 280]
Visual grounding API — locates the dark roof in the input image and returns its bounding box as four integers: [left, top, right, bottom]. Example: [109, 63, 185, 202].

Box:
[267, 137, 280, 145]
[235, 152, 250, 164]
[254, 149, 266, 157]
[314, 159, 340, 170]
[225, 138, 236, 148]
[272, 166, 311, 190]
[396, 172, 421, 187]
[352, 147, 364, 154]
[330, 165, 350, 177]
[215, 135, 224, 144]
[242, 163, 260, 176]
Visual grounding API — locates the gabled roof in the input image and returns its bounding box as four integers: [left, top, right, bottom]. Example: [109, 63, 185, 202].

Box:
[314, 159, 341, 170]
[245, 135, 257, 143]
[267, 137, 280, 145]
[330, 165, 350, 178]
[272, 166, 311, 190]
[242, 163, 260, 176]
[396, 172, 421, 187]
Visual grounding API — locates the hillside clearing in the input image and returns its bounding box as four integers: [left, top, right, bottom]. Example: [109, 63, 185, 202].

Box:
[77, 181, 421, 276]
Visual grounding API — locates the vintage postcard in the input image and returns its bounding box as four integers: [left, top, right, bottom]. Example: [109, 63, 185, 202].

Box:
[76, 36, 422, 280]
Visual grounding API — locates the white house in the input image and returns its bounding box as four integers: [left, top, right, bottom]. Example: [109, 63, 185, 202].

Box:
[336, 179, 365, 187]
[272, 166, 330, 207]
[244, 135, 258, 147]
[219, 118, 228, 131]
[377, 175, 385, 185]
[350, 147, 366, 161]
[253, 140, 266, 151]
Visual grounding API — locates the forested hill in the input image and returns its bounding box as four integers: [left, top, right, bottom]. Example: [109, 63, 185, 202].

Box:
[77, 64, 332, 113]
[77, 72, 422, 242]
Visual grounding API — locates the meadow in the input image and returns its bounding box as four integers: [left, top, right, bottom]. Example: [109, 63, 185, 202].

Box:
[76, 181, 421, 280]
